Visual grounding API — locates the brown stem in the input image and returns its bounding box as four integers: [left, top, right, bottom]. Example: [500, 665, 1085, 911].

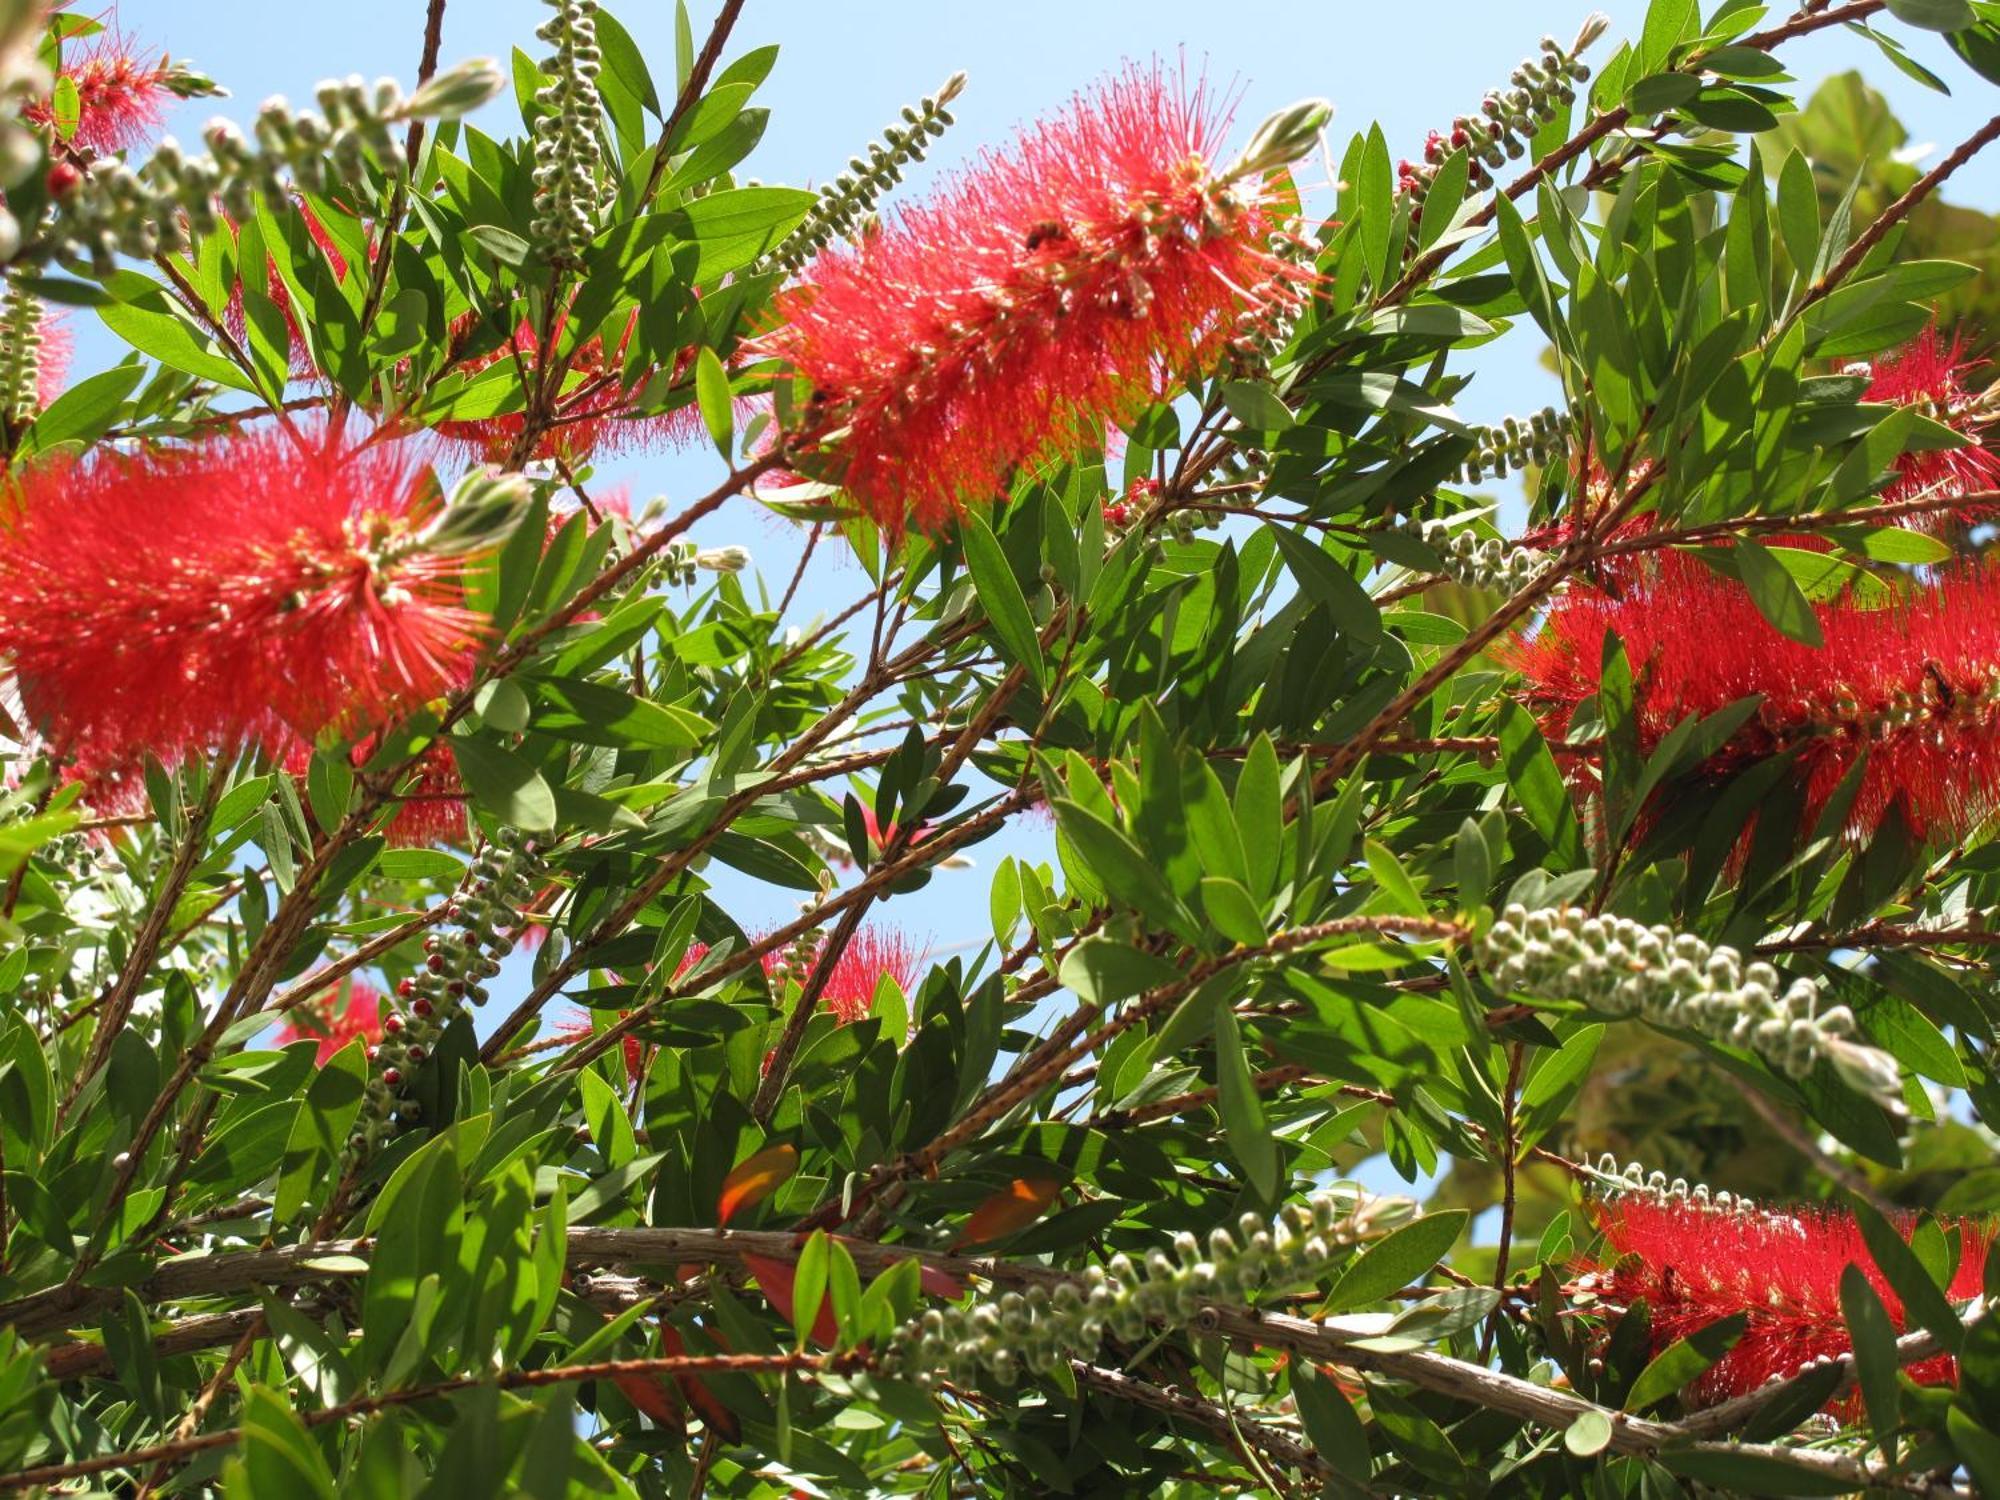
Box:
[1795, 110, 2000, 317]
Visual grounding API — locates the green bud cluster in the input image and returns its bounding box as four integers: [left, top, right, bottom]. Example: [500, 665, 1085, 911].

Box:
[1459, 405, 1570, 484]
[0, 274, 46, 422]
[1404, 517, 1549, 593]
[758, 73, 966, 276]
[26, 60, 502, 273]
[1227, 97, 1334, 182]
[1479, 904, 1903, 1103]
[346, 828, 549, 1159]
[1401, 15, 1604, 209]
[530, 0, 610, 260]
[883, 1186, 1416, 1388]
[1227, 226, 1316, 376]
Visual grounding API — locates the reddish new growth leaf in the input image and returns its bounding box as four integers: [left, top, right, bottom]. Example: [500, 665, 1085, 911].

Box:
[1505, 565, 2000, 843]
[275, 977, 384, 1064]
[1580, 1195, 1988, 1407]
[1860, 327, 2000, 511]
[27, 34, 175, 154]
[436, 315, 702, 465]
[757, 67, 1313, 531]
[0, 429, 483, 777]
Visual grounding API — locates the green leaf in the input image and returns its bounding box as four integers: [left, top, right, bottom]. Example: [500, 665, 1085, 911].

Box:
[695, 345, 733, 457]
[1562, 1407, 1613, 1457]
[959, 510, 1046, 692]
[1051, 801, 1193, 940]
[98, 295, 257, 393]
[1214, 1009, 1277, 1199]
[1624, 1312, 1746, 1410]
[793, 1229, 830, 1349]
[1218, 380, 1296, 431]
[1199, 877, 1267, 947]
[1056, 936, 1182, 1007]
[20, 365, 144, 452]
[1657, 1450, 1857, 1496]
[1734, 539, 1823, 648]
[1292, 1364, 1371, 1479]
[448, 733, 557, 832]
[1496, 702, 1586, 869]
[1269, 527, 1381, 644]
[1886, 0, 1975, 29]
[1839, 1263, 1902, 1445]
[662, 186, 816, 279]
[1851, 1199, 1962, 1350]
[272, 1040, 368, 1224]
[1325, 1210, 1468, 1312]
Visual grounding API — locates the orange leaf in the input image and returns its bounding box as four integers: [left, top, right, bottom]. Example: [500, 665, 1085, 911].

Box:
[610, 1371, 685, 1431]
[662, 1325, 741, 1442]
[717, 1143, 798, 1226]
[741, 1249, 838, 1347]
[955, 1177, 1061, 1248]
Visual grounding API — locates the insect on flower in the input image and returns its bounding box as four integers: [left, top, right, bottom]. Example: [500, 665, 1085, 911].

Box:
[0, 428, 484, 779]
[755, 66, 1318, 532]
[1578, 1193, 1988, 1408]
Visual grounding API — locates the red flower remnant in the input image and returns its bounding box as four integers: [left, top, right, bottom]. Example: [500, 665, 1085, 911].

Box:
[36, 310, 72, 409]
[283, 733, 466, 847]
[756, 66, 1314, 532]
[1580, 1195, 1988, 1407]
[276, 977, 384, 1065]
[1859, 327, 2000, 511]
[436, 315, 701, 466]
[27, 34, 176, 154]
[814, 925, 922, 1024]
[1505, 564, 2000, 843]
[0, 429, 483, 777]
[560, 1010, 646, 1083]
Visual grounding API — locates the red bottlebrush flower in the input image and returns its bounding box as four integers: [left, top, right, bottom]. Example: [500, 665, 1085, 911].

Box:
[276, 977, 384, 1064]
[1581, 1195, 1988, 1407]
[27, 34, 175, 154]
[560, 1010, 646, 1083]
[755, 67, 1314, 532]
[1861, 327, 2000, 510]
[815, 926, 922, 1024]
[36, 310, 71, 409]
[436, 314, 700, 466]
[1505, 564, 2000, 843]
[282, 733, 466, 847]
[0, 429, 483, 776]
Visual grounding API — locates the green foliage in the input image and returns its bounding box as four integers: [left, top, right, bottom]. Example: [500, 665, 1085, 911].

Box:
[0, 1, 1995, 1496]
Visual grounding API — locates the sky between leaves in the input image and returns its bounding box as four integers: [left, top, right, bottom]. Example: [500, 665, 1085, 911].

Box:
[68, 0, 2000, 1188]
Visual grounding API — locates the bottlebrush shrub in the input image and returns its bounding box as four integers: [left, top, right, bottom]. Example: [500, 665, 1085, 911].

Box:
[1576, 1193, 1990, 1407]
[1506, 564, 2000, 845]
[3, 3, 2000, 1496]
[754, 67, 1320, 530]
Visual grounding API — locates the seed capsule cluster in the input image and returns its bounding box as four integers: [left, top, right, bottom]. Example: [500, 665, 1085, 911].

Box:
[884, 1187, 1415, 1388]
[1404, 517, 1549, 593]
[346, 829, 548, 1158]
[759, 73, 965, 276]
[24, 60, 501, 272]
[0, 276, 46, 421]
[530, 0, 610, 260]
[1460, 406, 1571, 484]
[1478, 905, 1902, 1102]
[1399, 17, 1604, 205]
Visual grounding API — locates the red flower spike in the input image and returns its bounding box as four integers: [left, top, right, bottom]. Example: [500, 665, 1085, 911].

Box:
[27, 35, 175, 155]
[0, 429, 483, 777]
[813, 926, 922, 1025]
[1505, 565, 2000, 844]
[227, 203, 356, 377]
[1861, 327, 2000, 511]
[756, 66, 1314, 532]
[282, 733, 466, 847]
[275, 977, 384, 1065]
[1581, 1196, 1988, 1408]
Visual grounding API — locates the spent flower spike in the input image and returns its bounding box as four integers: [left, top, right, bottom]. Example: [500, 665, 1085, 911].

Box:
[757, 67, 1319, 531]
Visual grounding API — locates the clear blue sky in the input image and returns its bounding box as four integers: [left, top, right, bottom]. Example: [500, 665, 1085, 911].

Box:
[68, 4, 2000, 1191]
